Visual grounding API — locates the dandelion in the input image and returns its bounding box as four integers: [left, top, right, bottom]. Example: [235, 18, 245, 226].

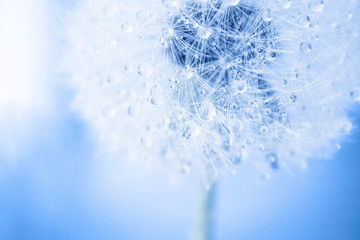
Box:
[63, 0, 360, 238]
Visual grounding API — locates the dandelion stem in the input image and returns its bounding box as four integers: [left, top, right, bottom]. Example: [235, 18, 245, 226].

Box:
[195, 182, 217, 240]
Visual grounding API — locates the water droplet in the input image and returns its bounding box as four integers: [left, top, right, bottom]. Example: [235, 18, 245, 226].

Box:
[231, 103, 238, 110]
[309, 0, 324, 13]
[259, 126, 268, 134]
[230, 119, 243, 134]
[151, 97, 159, 105]
[263, 108, 272, 115]
[127, 105, 139, 116]
[102, 106, 115, 117]
[230, 156, 241, 165]
[266, 51, 277, 61]
[198, 102, 217, 121]
[180, 163, 191, 174]
[277, 0, 292, 9]
[300, 42, 312, 53]
[290, 94, 297, 103]
[262, 9, 272, 22]
[233, 80, 247, 94]
[223, 0, 240, 7]
[341, 121, 352, 133]
[350, 87, 360, 101]
[280, 113, 288, 122]
[182, 125, 200, 138]
[121, 23, 133, 33]
[197, 27, 212, 39]
[138, 63, 153, 76]
[267, 153, 279, 169]
[124, 63, 134, 73]
[298, 15, 311, 28]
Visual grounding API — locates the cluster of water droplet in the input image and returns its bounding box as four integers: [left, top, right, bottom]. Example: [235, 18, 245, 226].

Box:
[65, 0, 360, 181]
[161, 1, 285, 173]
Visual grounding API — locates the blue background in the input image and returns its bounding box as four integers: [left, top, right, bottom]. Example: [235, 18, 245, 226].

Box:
[0, 1, 359, 239]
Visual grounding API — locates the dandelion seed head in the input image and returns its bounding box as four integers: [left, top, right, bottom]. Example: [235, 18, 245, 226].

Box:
[64, 0, 360, 181]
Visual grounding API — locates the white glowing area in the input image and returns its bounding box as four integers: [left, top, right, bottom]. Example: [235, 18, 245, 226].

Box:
[0, 1, 47, 108]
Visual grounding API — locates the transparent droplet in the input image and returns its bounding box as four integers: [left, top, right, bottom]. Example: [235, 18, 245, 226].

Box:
[230, 156, 241, 165]
[151, 97, 159, 105]
[198, 102, 217, 121]
[182, 124, 200, 138]
[259, 126, 268, 134]
[341, 121, 352, 133]
[138, 63, 153, 76]
[159, 37, 168, 48]
[102, 106, 115, 117]
[298, 15, 311, 28]
[309, 0, 324, 13]
[197, 27, 212, 39]
[267, 153, 279, 169]
[277, 0, 292, 9]
[262, 9, 272, 22]
[233, 80, 247, 94]
[229, 70, 237, 81]
[223, 0, 240, 7]
[127, 105, 139, 116]
[124, 63, 134, 73]
[263, 108, 272, 116]
[266, 51, 277, 61]
[199, 89, 206, 95]
[230, 119, 243, 134]
[350, 87, 360, 101]
[300, 42, 312, 53]
[180, 163, 191, 174]
[231, 103, 238, 110]
[280, 113, 288, 122]
[121, 23, 133, 33]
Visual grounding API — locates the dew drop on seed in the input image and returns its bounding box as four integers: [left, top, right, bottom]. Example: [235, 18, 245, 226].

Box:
[180, 163, 191, 174]
[341, 121, 352, 133]
[267, 153, 279, 169]
[281, 113, 288, 122]
[223, 0, 240, 7]
[230, 156, 241, 165]
[298, 15, 311, 28]
[300, 42, 312, 53]
[263, 108, 272, 115]
[230, 119, 243, 134]
[199, 103, 217, 121]
[138, 63, 153, 76]
[233, 80, 247, 94]
[197, 27, 212, 39]
[309, 0, 324, 13]
[350, 87, 360, 101]
[266, 51, 277, 61]
[277, 0, 292, 9]
[127, 105, 139, 116]
[262, 9, 272, 22]
[259, 126, 268, 134]
[124, 63, 134, 73]
[121, 23, 133, 33]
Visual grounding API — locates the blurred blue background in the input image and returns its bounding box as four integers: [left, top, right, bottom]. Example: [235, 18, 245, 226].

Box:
[0, 1, 360, 240]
